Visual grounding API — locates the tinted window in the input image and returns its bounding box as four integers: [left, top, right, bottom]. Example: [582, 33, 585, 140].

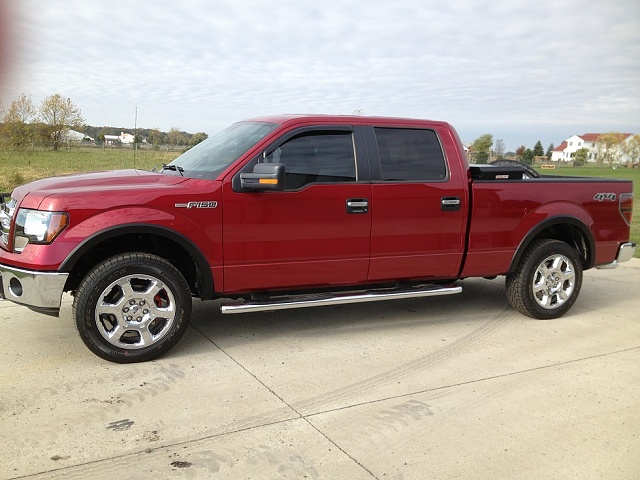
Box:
[374, 128, 447, 181]
[266, 131, 356, 189]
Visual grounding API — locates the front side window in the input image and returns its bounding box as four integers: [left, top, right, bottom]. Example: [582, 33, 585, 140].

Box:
[374, 127, 447, 182]
[266, 131, 356, 190]
[161, 121, 278, 180]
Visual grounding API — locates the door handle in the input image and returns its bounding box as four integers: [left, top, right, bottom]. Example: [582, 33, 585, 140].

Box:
[441, 197, 461, 211]
[346, 198, 369, 214]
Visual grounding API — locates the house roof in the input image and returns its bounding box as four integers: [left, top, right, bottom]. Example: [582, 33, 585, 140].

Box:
[579, 134, 601, 142]
[553, 141, 568, 152]
[579, 133, 632, 142]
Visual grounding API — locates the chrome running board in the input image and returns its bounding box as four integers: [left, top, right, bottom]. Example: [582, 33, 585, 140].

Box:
[220, 284, 462, 314]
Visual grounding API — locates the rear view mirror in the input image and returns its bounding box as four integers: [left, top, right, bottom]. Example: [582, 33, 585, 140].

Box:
[240, 163, 285, 191]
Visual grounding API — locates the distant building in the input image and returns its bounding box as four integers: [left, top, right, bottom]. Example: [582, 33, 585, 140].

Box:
[551, 133, 634, 164]
[104, 132, 136, 145]
[64, 129, 94, 142]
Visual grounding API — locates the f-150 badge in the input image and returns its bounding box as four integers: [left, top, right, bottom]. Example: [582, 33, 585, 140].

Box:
[175, 201, 218, 209]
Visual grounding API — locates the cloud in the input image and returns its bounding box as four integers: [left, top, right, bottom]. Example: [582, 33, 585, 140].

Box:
[3, 0, 639, 149]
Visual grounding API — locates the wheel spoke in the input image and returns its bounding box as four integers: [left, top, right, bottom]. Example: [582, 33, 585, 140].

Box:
[537, 292, 551, 307]
[538, 264, 550, 278]
[107, 323, 124, 341]
[549, 256, 564, 273]
[137, 326, 155, 347]
[143, 281, 174, 311]
[95, 302, 120, 318]
[559, 269, 575, 282]
[120, 280, 137, 300]
[558, 289, 570, 302]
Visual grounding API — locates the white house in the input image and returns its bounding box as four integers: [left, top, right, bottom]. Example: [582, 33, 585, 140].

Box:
[119, 132, 135, 144]
[104, 132, 136, 145]
[63, 129, 94, 142]
[551, 133, 634, 163]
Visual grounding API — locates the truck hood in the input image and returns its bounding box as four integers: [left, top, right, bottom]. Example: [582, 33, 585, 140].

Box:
[13, 169, 190, 210]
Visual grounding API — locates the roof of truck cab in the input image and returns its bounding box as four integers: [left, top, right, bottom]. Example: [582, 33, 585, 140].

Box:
[244, 114, 451, 128]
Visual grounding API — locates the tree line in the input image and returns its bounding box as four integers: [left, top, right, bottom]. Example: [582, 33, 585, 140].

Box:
[468, 133, 640, 167]
[0, 93, 208, 150]
[468, 134, 553, 165]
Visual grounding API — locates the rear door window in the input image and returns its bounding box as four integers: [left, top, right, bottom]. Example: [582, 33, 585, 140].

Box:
[374, 127, 447, 182]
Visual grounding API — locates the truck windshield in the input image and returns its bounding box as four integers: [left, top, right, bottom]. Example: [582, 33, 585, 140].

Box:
[159, 121, 278, 180]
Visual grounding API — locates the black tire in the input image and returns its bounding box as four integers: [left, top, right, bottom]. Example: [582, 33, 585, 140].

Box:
[73, 253, 192, 363]
[490, 159, 541, 178]
[506, 239, 583, 319]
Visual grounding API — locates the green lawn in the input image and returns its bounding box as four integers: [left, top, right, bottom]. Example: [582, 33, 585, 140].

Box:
[0, 147, 181, 193]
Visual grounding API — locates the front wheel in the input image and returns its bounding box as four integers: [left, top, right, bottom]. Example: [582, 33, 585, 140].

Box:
[73, 253, 192, 363]
[506, 239, 583, 319]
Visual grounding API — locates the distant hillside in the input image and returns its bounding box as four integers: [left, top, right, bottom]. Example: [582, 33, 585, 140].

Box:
[81, 125, 207, 146]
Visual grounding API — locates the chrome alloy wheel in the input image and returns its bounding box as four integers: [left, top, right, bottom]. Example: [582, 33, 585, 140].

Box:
[94, 274, 176, 349]
[532, 254, 576, 310]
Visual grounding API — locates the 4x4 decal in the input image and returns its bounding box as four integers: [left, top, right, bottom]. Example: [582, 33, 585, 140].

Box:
[593, 193, 616, 202]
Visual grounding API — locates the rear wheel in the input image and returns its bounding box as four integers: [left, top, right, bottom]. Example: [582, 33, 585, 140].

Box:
[74, 253, 192, 363]
[506, 239, 582, 319]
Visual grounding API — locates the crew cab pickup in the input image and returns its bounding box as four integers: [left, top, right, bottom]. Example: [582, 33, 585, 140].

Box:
[0, 115, 635, 363]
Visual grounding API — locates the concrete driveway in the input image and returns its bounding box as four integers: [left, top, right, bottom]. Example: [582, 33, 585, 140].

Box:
[1, 260, 639, 479]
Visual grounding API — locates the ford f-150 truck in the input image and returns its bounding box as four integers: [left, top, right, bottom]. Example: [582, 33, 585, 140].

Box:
[0, 115, 635, 363]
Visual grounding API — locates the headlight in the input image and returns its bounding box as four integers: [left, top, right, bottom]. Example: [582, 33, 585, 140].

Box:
[14, 209, 68, 251]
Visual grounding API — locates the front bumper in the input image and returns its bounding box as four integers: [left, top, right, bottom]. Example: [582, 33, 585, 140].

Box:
[0, 264, 69, 316]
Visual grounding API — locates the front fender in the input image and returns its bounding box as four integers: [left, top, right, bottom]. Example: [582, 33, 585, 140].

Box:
[59, 222, 215, 299]
[57, 206, 218, 298]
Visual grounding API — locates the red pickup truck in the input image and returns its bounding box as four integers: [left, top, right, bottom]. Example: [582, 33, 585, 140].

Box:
[0, 115, 635, 362]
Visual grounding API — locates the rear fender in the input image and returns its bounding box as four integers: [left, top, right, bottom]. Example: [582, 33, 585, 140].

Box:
[509, 215, 595, 274]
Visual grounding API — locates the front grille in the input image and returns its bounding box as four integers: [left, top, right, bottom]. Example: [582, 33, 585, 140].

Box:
[0, 195, 16, 250]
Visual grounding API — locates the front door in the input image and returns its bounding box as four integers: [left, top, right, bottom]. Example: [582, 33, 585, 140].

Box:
[222, 127, 372, 293]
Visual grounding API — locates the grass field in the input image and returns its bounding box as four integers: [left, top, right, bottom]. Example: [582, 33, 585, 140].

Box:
[0, 147, 182, 193]
[1, 149, 638, 257]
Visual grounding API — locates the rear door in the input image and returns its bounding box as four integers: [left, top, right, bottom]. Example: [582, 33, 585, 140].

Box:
[222, 126, 372, 293]
[366, 125, 468, 281]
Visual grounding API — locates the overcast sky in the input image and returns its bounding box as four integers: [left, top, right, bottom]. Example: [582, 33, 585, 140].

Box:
[2, 0, 639, 151]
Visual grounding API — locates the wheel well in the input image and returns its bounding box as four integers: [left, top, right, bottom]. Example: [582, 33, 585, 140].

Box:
[510, 220, 594, 274]
[64, 232, 205, 297]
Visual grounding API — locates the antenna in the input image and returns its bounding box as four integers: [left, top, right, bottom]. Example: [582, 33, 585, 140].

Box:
[133, 106, 138, 168]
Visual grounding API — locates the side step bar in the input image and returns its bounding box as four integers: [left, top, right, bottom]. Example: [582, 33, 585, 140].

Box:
[220, 283, 462, 315]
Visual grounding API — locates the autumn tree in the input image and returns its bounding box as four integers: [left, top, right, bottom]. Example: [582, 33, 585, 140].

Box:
[166, 127, 188, 146]
[148, 128, 164, 147]
[573, 148, 588, 167]
[1, 93, 36, 148]
[470, 134, 493, 164]
[595, 132, 625, 167]
[38, 94, 84, 150]
[189, 132, 208, 147]
[493, 139, 505, 160]
[622, 134, 640, 166]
